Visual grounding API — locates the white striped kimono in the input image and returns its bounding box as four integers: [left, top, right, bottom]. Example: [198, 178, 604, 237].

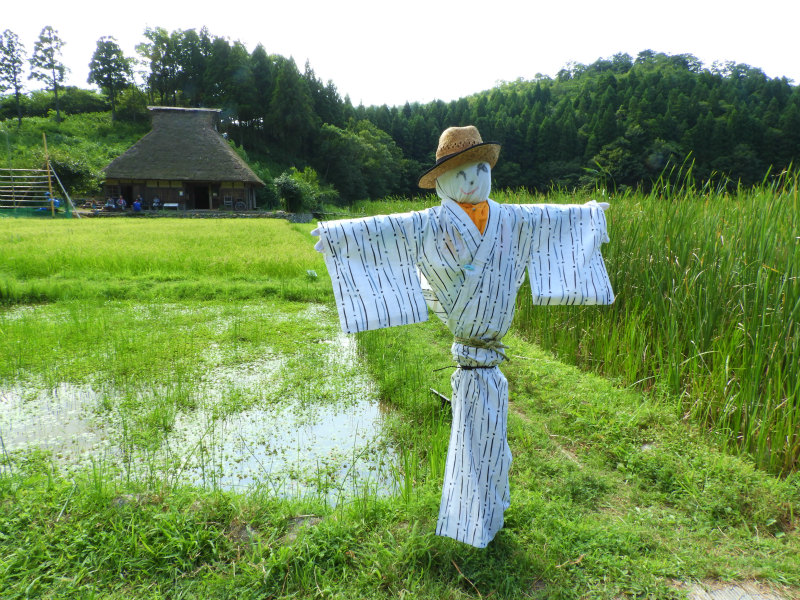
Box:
[316, 198, 613, 548]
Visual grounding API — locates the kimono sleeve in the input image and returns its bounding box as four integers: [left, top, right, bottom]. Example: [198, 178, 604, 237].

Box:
[317, 213, 429, 333]
[522, 201, 615, 306]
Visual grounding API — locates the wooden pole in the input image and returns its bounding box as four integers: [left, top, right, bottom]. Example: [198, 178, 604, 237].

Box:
[43, 132, 55, 217]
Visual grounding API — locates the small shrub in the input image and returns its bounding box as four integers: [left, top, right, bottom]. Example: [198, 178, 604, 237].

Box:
[256, 179, 280, 209]
[274, 172, 309, 213]
[273, 167, 339, 213]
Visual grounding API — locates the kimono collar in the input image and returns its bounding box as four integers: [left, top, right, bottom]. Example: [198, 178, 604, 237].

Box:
[442, 198, 500, 265]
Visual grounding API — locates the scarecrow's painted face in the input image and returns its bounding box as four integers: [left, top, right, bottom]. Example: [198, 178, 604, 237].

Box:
[435, 161, 492, 205]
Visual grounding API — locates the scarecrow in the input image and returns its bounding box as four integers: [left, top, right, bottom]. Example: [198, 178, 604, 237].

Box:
[312, 126, 614, 547]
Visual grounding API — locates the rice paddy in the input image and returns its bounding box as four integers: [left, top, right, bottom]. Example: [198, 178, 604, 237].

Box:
[0, 196, 798, 598]
[0, 298, 394, 501]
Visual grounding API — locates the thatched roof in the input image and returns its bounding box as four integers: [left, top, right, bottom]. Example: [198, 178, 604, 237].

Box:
[103, 107, 264, 185]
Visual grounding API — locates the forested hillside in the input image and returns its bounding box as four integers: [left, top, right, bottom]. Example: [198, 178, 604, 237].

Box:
[2, 26, 799, 202]
[366, 52, 800, 192]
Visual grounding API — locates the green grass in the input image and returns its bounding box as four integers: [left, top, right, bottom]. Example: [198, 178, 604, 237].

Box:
[1, 207, 799, 598]
[0, 219, 329, 304]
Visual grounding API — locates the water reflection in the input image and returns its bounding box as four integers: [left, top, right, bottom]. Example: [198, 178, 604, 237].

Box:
[157, 333, 394, 498]
[0, 383, 110, 462]
[0, 324, 394, 500]
[165, 393, 392, 497]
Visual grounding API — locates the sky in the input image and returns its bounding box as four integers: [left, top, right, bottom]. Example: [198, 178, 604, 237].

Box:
[4, 0, 800, 108]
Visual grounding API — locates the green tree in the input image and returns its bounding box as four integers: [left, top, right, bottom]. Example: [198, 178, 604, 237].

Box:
[29, 26, 67, 122]
[226, 41, 256, 122]
[0, 29, 26, 126]
[351, 119, 405, 198]
[136, 27, 180, 105]
[590, 137, 646, 189]
[303, 60, 344, 128]
[314, 120, 407, 202]
[206, 39, 256, 143]
[316, 124, 368, 201]
[88, 36, 131, 120]
[777, 98, 800, 165]
[250, 44, 273, 102]
[265, 57, 317, 158]
[248, 44, 274, 144]
[176, 28, 212, 106]
[274, 171, 310, 212]
[202, 35, 232, 105]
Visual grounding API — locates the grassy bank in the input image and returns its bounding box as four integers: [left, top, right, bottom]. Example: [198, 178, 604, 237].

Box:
[1, 209, 798, 598]
[0, 112, 149, 196]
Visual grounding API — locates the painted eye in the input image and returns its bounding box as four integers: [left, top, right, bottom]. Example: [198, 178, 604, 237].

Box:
[457, 170, 467, 181]
[476, 163, 489, 174]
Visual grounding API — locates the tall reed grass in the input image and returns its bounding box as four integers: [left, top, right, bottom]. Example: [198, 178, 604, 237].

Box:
[515, 170, 800, 474]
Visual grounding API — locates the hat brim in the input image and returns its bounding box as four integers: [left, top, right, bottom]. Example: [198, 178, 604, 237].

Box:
[417, 142, 501, 189]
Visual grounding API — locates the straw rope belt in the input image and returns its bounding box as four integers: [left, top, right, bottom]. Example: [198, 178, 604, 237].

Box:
[453, 337, 510, 364]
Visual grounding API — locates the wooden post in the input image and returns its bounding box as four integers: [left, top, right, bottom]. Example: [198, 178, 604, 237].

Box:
[43, 133, 55, 217]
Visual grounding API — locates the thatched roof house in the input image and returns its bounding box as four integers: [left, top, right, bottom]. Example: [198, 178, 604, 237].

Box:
[103, 107, 264, 210]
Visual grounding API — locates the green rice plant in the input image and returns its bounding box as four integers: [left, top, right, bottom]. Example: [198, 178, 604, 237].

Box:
[391, 445, 420, 504]
[85, 458, 108, 505]
[0, 218, 330, 305]
[427, 410, 450, 482]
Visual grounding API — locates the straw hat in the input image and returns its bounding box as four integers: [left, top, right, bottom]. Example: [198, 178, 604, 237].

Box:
[418, 125, 501, 189]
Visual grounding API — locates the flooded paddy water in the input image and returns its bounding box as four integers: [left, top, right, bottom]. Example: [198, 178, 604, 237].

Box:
[0, 301, 395, 501]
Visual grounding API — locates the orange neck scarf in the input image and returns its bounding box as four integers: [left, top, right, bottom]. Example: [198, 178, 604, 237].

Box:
[457, 201, 489, 234]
